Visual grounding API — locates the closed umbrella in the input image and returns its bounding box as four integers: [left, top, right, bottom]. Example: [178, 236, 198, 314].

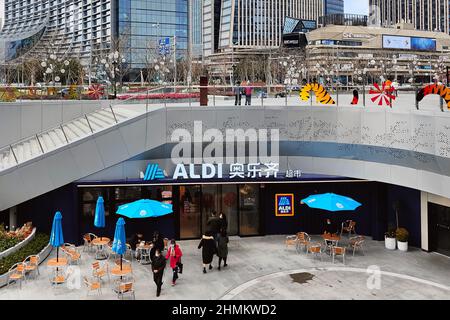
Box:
[112, 218, 126, 271]
[49, 211, 64, 262]
[116, 199, 172, 219]
[94, 196, 106, 240]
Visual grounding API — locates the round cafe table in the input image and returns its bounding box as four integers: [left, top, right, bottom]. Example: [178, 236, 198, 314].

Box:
[92, 237, 110, 260]
[322, 234, 340, 255]
[47, 257, 68, 267]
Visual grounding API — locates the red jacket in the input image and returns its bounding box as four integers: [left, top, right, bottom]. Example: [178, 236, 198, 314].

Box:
[166, 244, 182, 269]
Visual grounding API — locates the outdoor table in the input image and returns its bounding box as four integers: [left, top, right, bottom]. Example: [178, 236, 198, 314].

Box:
[136, 243, 152, 265]
[92, 237, 110, 260]
[47, 258, 68, 267]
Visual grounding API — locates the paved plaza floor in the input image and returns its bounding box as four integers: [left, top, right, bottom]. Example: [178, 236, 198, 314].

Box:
[0, 235, 449, 300]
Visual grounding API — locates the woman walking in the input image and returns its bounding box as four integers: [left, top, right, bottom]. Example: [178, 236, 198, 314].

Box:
[217, 230, 229, 270]
[151, 249, 166, 297]
[219, 212, 228, 234]
[198, 232, 217, 273]
[165, 239, 183, 286]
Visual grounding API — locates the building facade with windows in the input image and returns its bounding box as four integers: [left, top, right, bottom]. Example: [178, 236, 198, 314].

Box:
[369, 0, 450, 34]
[325, 0, 344, 14]
[0, 0, 113, 62]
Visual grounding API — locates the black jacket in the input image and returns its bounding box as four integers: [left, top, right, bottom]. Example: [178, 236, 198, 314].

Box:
[151, 255, 166, 272]
[217, 234, 229, 258]
[152, 236, 165, 252]
[207, 217, 221, 234]
[198, 235, 217, 264]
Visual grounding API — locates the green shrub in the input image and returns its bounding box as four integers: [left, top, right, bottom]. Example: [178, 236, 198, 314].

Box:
[0, 236, 20, 252]
[0, 233, 49, 275]
[396, 228, 409, 242]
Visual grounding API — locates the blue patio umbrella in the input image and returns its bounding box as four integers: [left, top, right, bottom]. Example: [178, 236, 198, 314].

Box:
[301, 193, 361, 212]
[116, 199, 173, 219]
[94, 196, 106, 231]
[112, 217, 126, 270]
[49, 211, 64, 262]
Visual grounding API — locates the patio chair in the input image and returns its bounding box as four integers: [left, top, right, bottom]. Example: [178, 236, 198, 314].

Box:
[296, 232, 311, 253]
[348, 236, 365, 256]
[23, 255, 40, 279]
[50, 267, 73, 288]
[8, 263, 26, 289]
[124, 243, 133, 262]
[341, 220, 357, 237]
[307, 243, 323, 260]
[83, 276, 102, 296]
[92, 261, 110, 283]
[83, 233, 98, 253]
[117, 282, 135, 300]
[63, 245, 82, 265]
[332, 246, 346, 264]
[285, 235, 298, 250]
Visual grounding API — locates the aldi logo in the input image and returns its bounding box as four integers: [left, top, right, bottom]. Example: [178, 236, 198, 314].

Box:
[275, 194, 294, 216]
[142, 163, 165, 181]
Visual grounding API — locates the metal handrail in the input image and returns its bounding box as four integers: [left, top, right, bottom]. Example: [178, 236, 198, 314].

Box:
[85, 114, 94, 133]
[35, 134, 45, 153]
[9, 145, 18, 165]
[110, 104, 118, 124]
[60, 125, 69, 143]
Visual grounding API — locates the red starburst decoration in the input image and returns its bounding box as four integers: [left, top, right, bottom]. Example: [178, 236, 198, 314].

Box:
[369, 82, 396, 107]
[87, 84, 105, 100]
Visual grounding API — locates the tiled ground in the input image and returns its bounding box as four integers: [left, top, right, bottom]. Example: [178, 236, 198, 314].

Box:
[0, 235, 449, 300]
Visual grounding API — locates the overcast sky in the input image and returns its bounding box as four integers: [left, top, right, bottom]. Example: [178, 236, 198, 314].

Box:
[345, 0, 369, 15]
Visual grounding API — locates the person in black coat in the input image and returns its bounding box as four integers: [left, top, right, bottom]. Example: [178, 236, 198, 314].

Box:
[151, 249, 166, 297]
[219, 212, 228, 234]
[150, 231, 165, 261]
[198, 231, 217, 273]
[207, 211, 221, 240]
[217, 230, 229, 270]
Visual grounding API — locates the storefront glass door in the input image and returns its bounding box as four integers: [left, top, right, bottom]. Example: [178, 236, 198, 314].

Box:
[179, 185, 202, 239]
[239, 184, 260, 236]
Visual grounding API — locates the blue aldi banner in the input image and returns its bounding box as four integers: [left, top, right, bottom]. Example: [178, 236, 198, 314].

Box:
[275, 194, 294, 216]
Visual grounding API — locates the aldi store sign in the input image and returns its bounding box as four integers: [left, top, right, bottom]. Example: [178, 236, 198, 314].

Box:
[173, 163, 279, 180]
[275, 194, 295, 216]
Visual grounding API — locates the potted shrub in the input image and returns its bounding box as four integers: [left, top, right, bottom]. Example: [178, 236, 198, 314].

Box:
[384, 228, 397, 250]
[396, 228, 409, 252]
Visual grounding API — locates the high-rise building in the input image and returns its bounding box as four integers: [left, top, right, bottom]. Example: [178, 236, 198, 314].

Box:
[370, 0, 449, 34]
[0, 0, 113, 62]
[0, 0, 190, 77]
[190, 0, 203, 58]
[117, 0, 189, 75]
[203, 0, 324, 56]
[325, 0, 344, 14]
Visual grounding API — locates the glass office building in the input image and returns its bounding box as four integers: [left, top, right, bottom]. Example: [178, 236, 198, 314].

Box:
[325, 0, 344, 14]
[0, 0, 112, 62]
[118, 0, 188, 77]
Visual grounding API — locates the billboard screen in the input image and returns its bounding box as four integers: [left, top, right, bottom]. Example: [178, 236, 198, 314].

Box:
[411, 37, 436, 51]
[382, 35, 411, 49]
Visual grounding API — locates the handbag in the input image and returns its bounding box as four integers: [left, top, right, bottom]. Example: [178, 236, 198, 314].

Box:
[177, 260, 183, 274]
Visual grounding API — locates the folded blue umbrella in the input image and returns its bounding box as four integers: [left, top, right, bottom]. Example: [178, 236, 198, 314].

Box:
[49, 211, 64, 261]
[112, 217, 127, 271]
[301, 193, 361, 212]
[116, 199, 173, 219]
[94, 196, 105, 228]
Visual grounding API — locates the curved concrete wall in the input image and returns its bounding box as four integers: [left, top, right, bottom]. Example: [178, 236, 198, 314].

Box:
[1, 104, 450, 211]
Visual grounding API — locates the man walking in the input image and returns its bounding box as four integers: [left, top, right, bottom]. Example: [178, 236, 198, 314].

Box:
[234, 81, 241, 106]
[151, 249, 166, 297]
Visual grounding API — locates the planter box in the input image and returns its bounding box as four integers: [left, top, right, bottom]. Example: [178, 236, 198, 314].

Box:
[0, 228, 36, 260]
[0, 242, 52, 288]
[397, 241, 408, 252]
[385, 236, 396, 250]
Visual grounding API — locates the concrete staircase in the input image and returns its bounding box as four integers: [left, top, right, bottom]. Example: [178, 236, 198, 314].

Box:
[0, 107, 140, 171]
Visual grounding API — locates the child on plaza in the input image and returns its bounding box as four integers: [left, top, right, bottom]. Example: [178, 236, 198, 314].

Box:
[198, 231, 217, 273]
[217, 229, 229, 270]
[151, 248, 166, 297]
[165, 239, 183, 286]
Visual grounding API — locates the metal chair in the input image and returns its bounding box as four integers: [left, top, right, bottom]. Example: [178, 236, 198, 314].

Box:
[83, 233, 97, 253]
[83, 276, 102, 296]
[348, 236, 365, 256]
[285, 235, 298, 251]
[8, 263, 25, 289]
[296, 232, 311, 253]
[117, 282, 135, 300]
[332, 246, 346, 264]
[92, 261, 110, 283]
[341, 220, 357, 237]
[307, 243, 323, 261]
[23, 255, 40, 279]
